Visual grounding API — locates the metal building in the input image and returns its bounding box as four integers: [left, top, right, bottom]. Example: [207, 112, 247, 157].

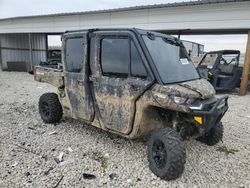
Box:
[0, 0, 249, 73]
[0, 0, 249, 34]
[0, 33, 47, 71]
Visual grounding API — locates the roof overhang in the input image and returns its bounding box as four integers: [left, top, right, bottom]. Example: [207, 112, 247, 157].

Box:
[0, 0, 249, 34]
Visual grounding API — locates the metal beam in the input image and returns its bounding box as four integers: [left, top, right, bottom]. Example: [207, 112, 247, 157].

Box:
[45, 34, 48, 62]
[239, 31, 250, 96]
[161, 29, 250, 35]
[0, 40, 2, 70]
[28, 33, 33, 71]
[0, 1, 249, 34]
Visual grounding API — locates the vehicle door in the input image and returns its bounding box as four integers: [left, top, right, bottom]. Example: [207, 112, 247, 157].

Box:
[216, 53, 241, 89]
[90, 31, 153, 135]
[63, 33, 94, 121]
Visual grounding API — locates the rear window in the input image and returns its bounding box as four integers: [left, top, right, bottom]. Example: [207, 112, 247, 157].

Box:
[65, 37, 84, 73]
[220, 54, 239, 65]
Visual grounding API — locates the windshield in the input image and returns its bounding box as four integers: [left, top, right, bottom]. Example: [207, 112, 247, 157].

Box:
[200, 52, 239, 68]
[200, 53, 218, 68]
[142, 35, 199, 84]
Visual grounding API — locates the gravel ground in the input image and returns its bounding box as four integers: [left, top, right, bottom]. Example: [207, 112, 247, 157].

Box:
[0, 70, 249, 188]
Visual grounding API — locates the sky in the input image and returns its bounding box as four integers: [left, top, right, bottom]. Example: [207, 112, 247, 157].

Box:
[0, 0, 189, 19]
[180, 34, 247, 53]
[0, 0, 247, 53]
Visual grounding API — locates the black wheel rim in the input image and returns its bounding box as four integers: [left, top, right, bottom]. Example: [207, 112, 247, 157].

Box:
[152, 139, 167, 169]
[41, 101, 50, 117]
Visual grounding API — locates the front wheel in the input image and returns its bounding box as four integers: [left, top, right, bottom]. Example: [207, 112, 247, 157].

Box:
[196, 122, 223, 146]
[148, 127, 186, 181]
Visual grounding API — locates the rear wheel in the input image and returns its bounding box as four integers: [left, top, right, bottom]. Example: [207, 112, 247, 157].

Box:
[197, 122, 223, 146]
[39, 93, 62, 123]
[148, 127, 186, 180]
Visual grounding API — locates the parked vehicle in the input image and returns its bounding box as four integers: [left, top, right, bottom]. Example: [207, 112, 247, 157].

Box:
[34, 28, 229, 180]
[197, 50, 242, 91]
[39, 49, 62, 69]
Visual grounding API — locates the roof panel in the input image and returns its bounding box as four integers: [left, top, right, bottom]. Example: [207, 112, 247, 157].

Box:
[0, 0, 246, 21]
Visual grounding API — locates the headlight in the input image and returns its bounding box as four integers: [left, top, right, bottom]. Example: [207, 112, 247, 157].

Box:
[172, 96, 187, 104]
[186, 98, 195, 105]
[153, 92, 189, 105]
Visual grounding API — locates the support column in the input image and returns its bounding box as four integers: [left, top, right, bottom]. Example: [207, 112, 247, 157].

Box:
[45, 34, 48, 62]
[239, 31, 250, 96]
[28, 33, 33, 71]
[0, 39, 2, 70]
[177, 31, 181, 40]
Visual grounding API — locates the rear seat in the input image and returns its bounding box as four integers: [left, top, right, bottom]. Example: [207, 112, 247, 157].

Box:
[218, 64, 235, 75]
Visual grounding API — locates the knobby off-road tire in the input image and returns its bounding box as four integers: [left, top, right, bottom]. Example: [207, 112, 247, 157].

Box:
[148, 127, 186, 181]
[39, 93, 62, 123]
[197, 122, 223, 146]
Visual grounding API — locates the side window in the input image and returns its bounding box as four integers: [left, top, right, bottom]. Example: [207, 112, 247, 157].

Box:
[101, 38, 129, 77]
[131, 41, 147, 78]
[65, 37, 84, 73]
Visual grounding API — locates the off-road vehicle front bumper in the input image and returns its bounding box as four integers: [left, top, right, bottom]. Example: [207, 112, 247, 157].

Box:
[189, 95, 229, 132]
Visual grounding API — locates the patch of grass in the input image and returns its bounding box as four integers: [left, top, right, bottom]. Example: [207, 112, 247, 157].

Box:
[216, 145, 239, 155]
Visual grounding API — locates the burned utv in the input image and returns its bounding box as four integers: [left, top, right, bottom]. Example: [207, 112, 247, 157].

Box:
[34, 28, 228, 180]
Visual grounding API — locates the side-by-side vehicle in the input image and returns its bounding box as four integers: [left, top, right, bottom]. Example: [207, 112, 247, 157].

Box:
[197, 50, 242, 91]
[34, 28, 228, 180]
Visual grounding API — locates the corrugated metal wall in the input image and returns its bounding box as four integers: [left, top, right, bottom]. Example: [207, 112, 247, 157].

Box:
[0, 33, 47, 71]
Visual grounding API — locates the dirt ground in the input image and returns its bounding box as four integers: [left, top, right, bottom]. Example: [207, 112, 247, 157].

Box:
[0, 71, 249, 188]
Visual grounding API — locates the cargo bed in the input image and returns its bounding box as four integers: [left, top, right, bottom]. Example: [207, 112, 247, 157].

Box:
[34, 66, 64, 88]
